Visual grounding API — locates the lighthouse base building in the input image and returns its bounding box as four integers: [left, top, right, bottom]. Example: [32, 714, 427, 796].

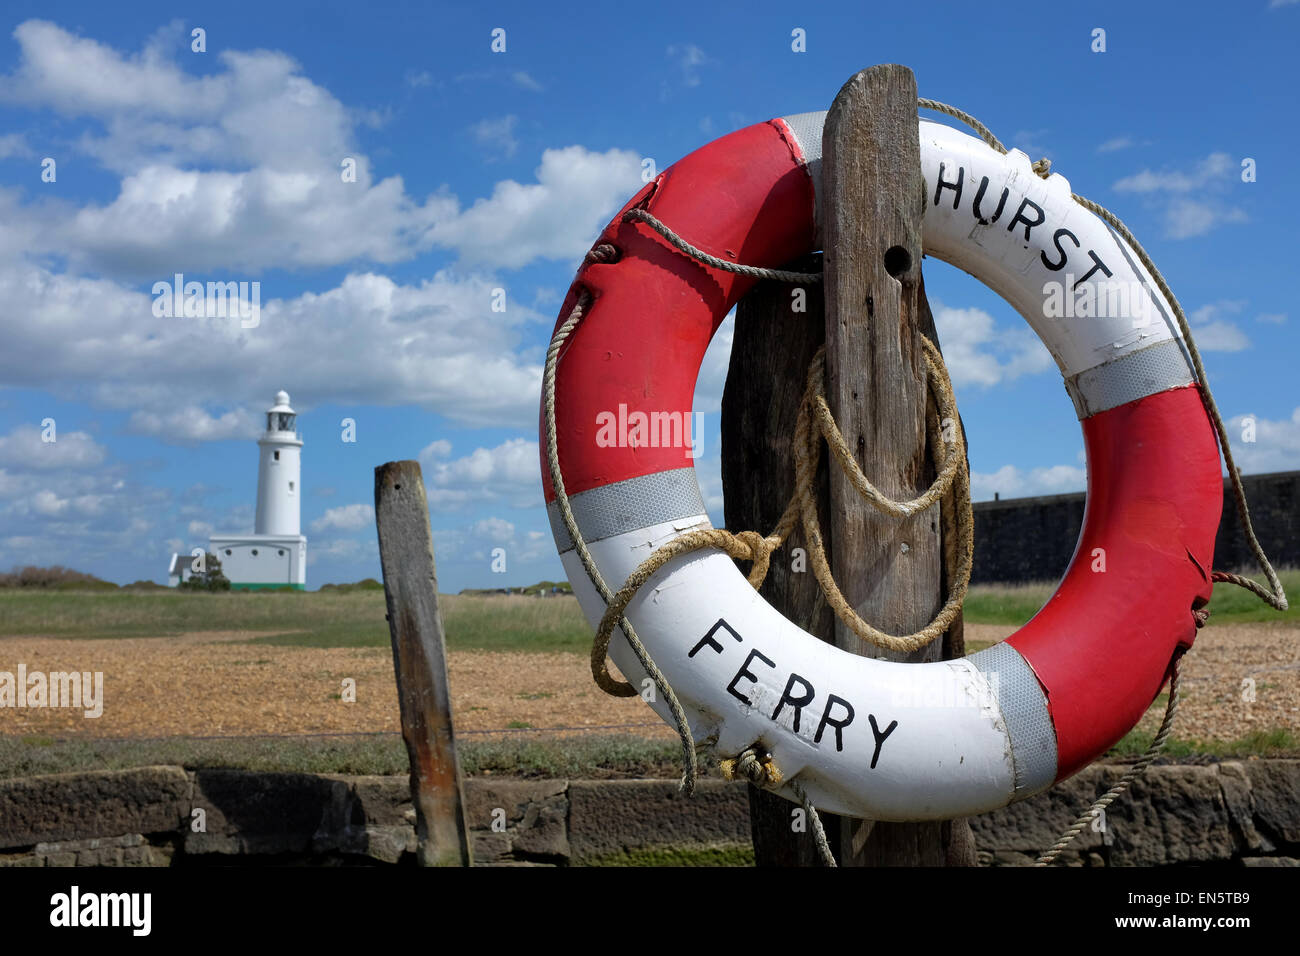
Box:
[198, 389, 308, 590]
[209, 534, 307, 591]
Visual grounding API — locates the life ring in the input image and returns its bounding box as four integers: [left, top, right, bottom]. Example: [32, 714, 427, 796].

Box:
[540, 111, 1222, 820]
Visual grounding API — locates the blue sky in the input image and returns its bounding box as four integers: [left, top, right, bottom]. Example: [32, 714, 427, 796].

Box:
[0, 0, 1296, 591]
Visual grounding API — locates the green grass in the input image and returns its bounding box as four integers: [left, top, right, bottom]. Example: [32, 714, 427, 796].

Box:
[961, 568, 1300, 629]
[0, 588, 594, 653]
[1106, 726, 1298, 759]
[4, 568, 1293, 652]
[0, 733, 691, 780]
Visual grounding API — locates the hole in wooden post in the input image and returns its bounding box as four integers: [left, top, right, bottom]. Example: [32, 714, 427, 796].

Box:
[883, 245, 911, 278]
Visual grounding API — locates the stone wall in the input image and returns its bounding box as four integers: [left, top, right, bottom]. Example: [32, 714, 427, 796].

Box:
[1, 761, 1297, 866]
[972, 470, 1300, 584]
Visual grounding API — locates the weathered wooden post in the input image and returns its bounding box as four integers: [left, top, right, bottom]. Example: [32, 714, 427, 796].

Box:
[374, 460, 472, 867]
[823, 65, 975, 866]
[722, 255, 838, 865]
[723, 65, 976, 866]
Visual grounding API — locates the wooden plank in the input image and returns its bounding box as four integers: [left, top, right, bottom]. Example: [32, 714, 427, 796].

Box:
[374, 460, 472, 867]
[722, 254, 840, 865]
[821, 65, 974, 866]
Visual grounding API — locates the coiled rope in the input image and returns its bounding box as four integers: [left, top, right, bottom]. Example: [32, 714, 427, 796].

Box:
[543, 98, 1288, 868]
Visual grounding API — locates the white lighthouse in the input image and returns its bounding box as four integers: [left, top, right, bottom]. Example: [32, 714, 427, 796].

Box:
[205, 390, 309, 590]
[255, 391, 303, 537]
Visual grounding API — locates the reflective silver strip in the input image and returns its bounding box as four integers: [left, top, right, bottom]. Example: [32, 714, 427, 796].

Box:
[968, 642, 1058, 799]
[778, 111, 826, 245]
[1064, 338, 1196, 419]
[547, 467, 707, 554]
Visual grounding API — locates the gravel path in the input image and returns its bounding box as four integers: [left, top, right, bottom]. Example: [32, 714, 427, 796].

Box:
[0, 623, 1295, 743]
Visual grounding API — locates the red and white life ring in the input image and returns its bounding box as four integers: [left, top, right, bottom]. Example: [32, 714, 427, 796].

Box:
[540, 111, 1222, 820]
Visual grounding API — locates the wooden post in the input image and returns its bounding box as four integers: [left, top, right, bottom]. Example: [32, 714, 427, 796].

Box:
[374, 460, 472, 867]
[822, 65, 974, 866]
[722, 254, 840, 865]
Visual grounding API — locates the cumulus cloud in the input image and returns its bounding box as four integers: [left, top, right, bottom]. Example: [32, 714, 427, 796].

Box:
[0, 425, 106, 470]
[310, 503, 375, 533]
[932, 302, 1054, 388]
[0, 21, 640, 277]
[0, 264, 546, 438]
[428, 145, 643, 268]
[420, 437, 541, 511]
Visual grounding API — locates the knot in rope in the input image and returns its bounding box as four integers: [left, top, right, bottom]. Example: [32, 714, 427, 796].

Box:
[720, 746, 784, 787]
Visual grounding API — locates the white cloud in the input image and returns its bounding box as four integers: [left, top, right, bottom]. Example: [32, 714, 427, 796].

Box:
[1257, 312, 1287, 325]
[0, 21, 637, 276]
[1186, 299, 1250, 352]
[1113, 153, 1245, 239]
[310, 503, 375, 533]
[126, 406, 259, 442]
[0, 425, 106, 470]
[1097, 136, 1134, 153]
[1225, 408, 1300, 473]
[1188, 321, 1250, 352]
[666, 44, 709, 87]
[511, 71, 543, 92]
[428, 145, 643, 268]
[405, 70, 433, 88]
[0, 133, 31, 159]
[471, 115, 518, 158]
[308, 536, 378, 564]
[932, 302, 1054, 388]
[1113, 153, 1236, 194]
[471, 516, 515, 542]
[0, 264, 546, 437]
[1162, 198, 1247, 240]
[970, 464, 1086, 501]
[421, 438, 541, 511]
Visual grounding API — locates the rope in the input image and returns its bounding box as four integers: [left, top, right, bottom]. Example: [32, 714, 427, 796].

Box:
[722, 745, 838, 866]
[1035, 656, 1184, 866]
[544, 287, 700, 796]
[622, 208, 823, 283]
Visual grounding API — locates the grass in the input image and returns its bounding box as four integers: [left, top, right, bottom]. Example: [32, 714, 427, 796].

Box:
[0, 588, 594, 653]
[2, 568, 1294, 653]
[1106, 726, 1299, 760]
[961, 568, 1300, 629]
[0, 733, 691, 780]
